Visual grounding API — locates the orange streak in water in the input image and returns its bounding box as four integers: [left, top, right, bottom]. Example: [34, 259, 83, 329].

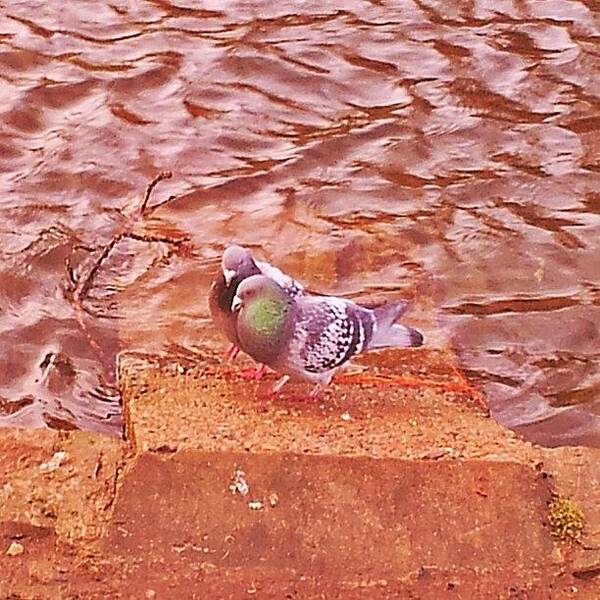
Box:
[336, 368, 488, 410]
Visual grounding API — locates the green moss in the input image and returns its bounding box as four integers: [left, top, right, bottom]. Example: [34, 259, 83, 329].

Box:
[548, 495, 584, 541]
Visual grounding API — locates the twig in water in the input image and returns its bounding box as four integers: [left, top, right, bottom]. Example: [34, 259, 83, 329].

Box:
[127, 231, 187, 246]
[73, 234, 124, 305]
[144, 193, 178, 215]
[61, 171, 181, 380]
[139, 171, 173, 217]
[67, 170, 180, 307]
[65, 257, 78, 288]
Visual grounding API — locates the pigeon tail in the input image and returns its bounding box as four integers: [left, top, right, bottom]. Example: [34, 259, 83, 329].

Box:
[372, 300, 409, 330]
[370, 323, 424, 349]
[369, 300, 422, 348]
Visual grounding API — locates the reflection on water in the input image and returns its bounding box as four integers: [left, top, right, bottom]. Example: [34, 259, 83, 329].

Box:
[0, 0, 598, 445]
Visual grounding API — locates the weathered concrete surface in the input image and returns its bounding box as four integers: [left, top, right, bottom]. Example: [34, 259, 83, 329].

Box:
[120, 349, 537, 463]
[543, 446, 600, 581]
[112, 352, 598, 597]
[0, 428, 128, 598]
[109, 451, 552, 580]
[0, 427, 126, 543]
[0, 351, 598, 598]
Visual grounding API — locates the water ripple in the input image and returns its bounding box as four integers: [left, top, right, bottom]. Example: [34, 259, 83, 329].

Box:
[0, 0, 598, 446]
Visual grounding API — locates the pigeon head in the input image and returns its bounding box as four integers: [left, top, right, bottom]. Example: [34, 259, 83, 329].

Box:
[221, 245, 260, 286]
[232, 275, 292, 341]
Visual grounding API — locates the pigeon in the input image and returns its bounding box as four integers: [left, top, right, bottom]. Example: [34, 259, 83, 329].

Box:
[232, 274, 424, 396]
[208, 245, 304, 364]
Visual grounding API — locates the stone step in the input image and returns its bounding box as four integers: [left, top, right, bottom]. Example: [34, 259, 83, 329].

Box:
[0, 351, 597, 598]
[106, 450, 553, 581]
[108, 351, 575, 596]
[118, 350, 533, 463]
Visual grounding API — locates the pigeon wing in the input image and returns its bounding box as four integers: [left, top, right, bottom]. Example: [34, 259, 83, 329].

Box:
[256, 259, 304, 298]
[286, 297, 373, 375]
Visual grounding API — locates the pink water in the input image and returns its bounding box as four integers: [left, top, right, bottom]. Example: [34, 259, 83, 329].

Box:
[1, 0, 599, 445]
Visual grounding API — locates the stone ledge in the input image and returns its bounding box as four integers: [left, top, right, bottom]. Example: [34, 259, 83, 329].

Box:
[107, 451, 553, 578]
[119, 350, 537, 464]
[112, 352, 598, 596]
[0, 352, 598, 597]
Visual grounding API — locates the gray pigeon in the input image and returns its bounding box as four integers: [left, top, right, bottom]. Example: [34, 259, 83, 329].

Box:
[232, 274, 424, 396]
[208, 245, 304, 362]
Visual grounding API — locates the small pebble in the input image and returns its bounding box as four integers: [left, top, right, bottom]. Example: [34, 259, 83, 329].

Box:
[229, 469, 249, 496]
[6, 542, 24, 556]
[248, 500, 263, 510]
[39, 451, 67, 472]
[340, 412, 352, 421]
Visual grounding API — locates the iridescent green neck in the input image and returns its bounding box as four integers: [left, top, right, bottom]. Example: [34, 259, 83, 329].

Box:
[245, 296, 288, 337]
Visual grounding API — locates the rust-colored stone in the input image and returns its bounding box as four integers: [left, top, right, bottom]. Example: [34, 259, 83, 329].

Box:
[0, 355, 598, 597]
[542, 446, 600, 582]
[0, 427, 126, 543]
[118, 351, 532, 463]
[107, 451, 553, 580]
[110, 354, 599, 596]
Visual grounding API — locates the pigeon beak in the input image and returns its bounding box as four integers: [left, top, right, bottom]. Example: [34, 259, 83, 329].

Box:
[231, 295, 242, 312]
[223, 268, 236, 286]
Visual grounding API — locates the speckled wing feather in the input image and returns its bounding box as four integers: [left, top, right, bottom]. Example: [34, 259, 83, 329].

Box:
[255, 259, 304, 298]
[284, 297, 374, 379]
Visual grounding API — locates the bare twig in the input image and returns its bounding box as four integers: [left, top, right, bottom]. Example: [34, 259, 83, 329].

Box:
[66, 170, 183, 318]
[139, 171, 172, 216]
[141, 193, 178, 215]
[73, 234, 124, 304]
[59, 171, 183, 382]
[127, 231, 188, 246]
[72, 242, 98, 252]
[65, 257, 78, 288]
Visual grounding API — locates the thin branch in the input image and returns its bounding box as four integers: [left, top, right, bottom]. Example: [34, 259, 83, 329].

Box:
[60, 171, 187, 381]
[67, 171, 183, 310]
[65, 257, 78, 287]
[142, 193, 178, 216]
[74, 234, 123, 303]
[139, 171, 172, 216]
[127, 231, 189, 246]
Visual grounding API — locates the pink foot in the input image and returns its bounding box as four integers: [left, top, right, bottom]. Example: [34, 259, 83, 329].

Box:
[308, 383, 322, 399]
[272, 374, 290, 394]
[239, 364, 269, 381]
[254, 363, 268, 381]
[224, 343, 240, 361]
[239, 368, 258, 381]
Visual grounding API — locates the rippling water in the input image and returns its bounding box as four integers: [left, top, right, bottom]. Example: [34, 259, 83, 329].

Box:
[1, 0, 599, 446]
